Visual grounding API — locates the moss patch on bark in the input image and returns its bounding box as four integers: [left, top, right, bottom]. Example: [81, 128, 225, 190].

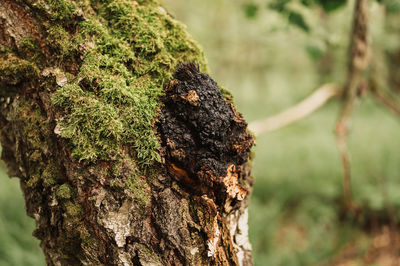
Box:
[4, 0, 207, 168]
[50, 0, 208, 165]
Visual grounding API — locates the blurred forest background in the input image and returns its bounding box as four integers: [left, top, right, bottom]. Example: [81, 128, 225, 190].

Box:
[1, 0, 400, 265]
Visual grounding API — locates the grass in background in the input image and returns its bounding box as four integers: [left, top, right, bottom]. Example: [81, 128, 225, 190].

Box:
[249, 98, 400, 265]
[0, 160, 44, 265]
[164, 0, 400, 264]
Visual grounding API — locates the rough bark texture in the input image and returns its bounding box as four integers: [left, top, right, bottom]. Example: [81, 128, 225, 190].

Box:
[0, 0, 254, 265]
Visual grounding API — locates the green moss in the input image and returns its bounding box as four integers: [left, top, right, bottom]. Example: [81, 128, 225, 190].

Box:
[46, 26, 76, 59]
[219, 85, 234, 102]
[108, 161, 151, 207]
[26, 174, 41, 188]
[42, 164, 59, 187]
[126, 174, 151, 207]
[28, 0, 79, 24]
[48, 0, 78, 21]
[12, 99, 62, 190]
[9, 0, 219, 198]
[0, 54, 40, 96]
[56, 184, 73, 199]
[49, 0, 207, 167]
[53, 84, 126, 161]
[29, 150, 43, 162]
[16, 100, 49, 151]
[64, 201, 83, 217]
[19, 37, 45, 65]
[136, 243, 161, 263]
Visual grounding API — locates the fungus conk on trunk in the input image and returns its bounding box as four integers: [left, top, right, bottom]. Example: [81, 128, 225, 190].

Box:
[0, 0, 255, 265]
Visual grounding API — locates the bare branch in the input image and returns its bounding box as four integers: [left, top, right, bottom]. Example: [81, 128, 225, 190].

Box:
[335, 0, 369, 211]
[370, 80, 400, 117]
[249, 83, 340, 136]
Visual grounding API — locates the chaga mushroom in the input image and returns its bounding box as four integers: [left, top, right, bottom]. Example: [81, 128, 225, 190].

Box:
[158, 63, 254, 210]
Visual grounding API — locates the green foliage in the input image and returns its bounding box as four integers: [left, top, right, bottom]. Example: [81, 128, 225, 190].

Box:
[269, 0, 348, 13]
[268, 1, 311, 32]
[318, 0, 347, 12]
[243, 0, 400, 34]
[381, 0, 400, 13]
[268, 0, 291, 12]
[243, 0, 398, 30]
[288, 10, 309, 32]
[301, 0, 347, 12]
[305, 41, 326, 61]
[243, 3, 259, 19]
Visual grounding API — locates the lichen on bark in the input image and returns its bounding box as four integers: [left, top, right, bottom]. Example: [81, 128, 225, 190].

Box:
[0, 0, 255, 265]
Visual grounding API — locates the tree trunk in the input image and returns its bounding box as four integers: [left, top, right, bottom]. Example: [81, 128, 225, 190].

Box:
[0, 0, 254, 265]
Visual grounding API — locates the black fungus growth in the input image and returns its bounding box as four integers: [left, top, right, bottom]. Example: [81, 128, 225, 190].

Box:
[158, 62, 253, 190]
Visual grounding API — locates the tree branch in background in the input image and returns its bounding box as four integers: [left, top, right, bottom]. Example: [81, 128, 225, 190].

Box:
[335, 0, 369, 212]
[249, 83, 341, 135]
[370, 79, 400, 117]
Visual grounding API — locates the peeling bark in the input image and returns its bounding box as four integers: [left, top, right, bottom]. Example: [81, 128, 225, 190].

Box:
[0, 1, 254, 265]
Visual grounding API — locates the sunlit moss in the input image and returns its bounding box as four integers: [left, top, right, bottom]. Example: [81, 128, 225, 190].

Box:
[47, 0, 208, 166]
[56, 184, 73, 199]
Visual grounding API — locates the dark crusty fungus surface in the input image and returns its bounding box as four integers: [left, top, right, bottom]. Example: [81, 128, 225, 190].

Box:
[158, 63, 254, 209]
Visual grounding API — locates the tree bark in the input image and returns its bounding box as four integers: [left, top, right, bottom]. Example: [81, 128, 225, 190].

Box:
[0, 0, 254, 265]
